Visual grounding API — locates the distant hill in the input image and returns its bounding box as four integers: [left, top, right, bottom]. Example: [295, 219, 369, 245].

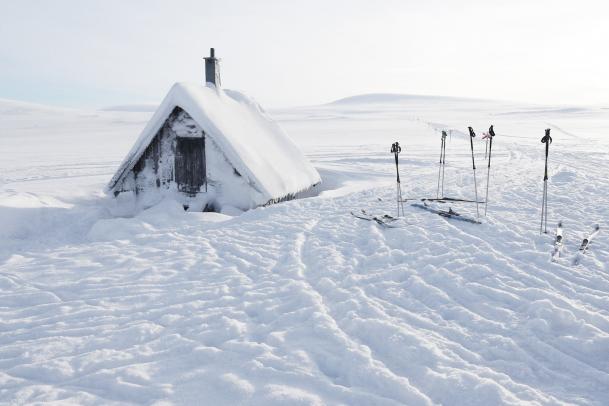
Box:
[0, 98, 73, 115]
[100, 104, 158, 112]
[0, 98, 157, 115]
[328, 93, 487, 105]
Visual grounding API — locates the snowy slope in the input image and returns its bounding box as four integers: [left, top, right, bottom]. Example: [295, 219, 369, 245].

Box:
[1, 95, 609, 405]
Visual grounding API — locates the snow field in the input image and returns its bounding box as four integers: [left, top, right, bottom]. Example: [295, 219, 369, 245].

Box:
[1, 96, 609, 404]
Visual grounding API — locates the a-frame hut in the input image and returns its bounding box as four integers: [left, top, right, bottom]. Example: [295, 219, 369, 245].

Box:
[107, 49, 320, 212]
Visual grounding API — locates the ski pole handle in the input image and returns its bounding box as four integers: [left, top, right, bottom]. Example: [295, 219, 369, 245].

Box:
[391, 141, 401, 154]
[541, 128, 552, 145]
[468, 126, 476, 138]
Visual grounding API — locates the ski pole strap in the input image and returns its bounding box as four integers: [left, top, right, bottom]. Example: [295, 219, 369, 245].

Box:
[489, 125, 495, 138]
[468, 127, 476, 138]
[541, 129, 552, 146]
[391, 141, 401, 155]
[441, 130, 447, 140]
[541, 129, 552, 159]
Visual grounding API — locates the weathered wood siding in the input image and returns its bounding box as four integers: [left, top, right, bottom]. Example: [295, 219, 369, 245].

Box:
[119, 107, 206, 196]
[175, 137, 206, 195]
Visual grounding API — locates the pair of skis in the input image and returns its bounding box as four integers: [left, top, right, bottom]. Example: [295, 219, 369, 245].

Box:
[420, 197, 484, 204]
[411, 202, 481, 224]
[401, 197, 484, 204]
[551, 222, 600, 264]
[350, 209, 401, 228]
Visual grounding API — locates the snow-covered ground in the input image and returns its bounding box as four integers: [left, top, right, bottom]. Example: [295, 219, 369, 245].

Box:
[1, 94, 609, 405]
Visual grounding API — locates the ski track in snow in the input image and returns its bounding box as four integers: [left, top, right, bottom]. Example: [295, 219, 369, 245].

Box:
[1, 98, 609, 405]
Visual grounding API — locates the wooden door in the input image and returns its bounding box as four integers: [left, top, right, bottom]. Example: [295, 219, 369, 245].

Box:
[175, 136, 206, 195]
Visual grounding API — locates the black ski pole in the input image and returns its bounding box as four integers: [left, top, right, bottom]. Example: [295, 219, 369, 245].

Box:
[391, 141, 405, 217]
[392, 141, 401, 183]
[540, 129, 552, 234]
[468, 127, 480, 219]
[483, 125, 495, 216]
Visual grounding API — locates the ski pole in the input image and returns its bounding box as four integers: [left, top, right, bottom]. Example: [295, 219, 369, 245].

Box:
[468, 127, 480, 219]
[484, 138, 488, 160]
[436, 134, 442, 199]
[436, 131, 447, 199]
[483, 125, 495, 216]
[441, 131, 447, 198]
[540, 129, 552, 234]
[392, 141, 401, 184]
[391, 141, 405, 217]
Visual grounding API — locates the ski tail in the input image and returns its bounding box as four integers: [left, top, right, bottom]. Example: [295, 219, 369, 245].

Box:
[580, 225, 600, 252]
[573, 224, 600, 265]
[551, 221, 564, 262]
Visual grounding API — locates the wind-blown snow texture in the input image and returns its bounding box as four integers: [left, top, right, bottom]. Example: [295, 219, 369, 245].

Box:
[1, 94, 609, 405]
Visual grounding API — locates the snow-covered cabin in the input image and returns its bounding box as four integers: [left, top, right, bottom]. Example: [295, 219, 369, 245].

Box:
[107, 49, 320, 212]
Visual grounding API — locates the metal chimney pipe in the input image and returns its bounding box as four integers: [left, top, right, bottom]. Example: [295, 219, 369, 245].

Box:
[204, 48, 220, 88]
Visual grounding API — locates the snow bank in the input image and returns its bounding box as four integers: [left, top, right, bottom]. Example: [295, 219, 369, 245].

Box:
[0, 192, 73, 241]
[108, 83, 321, 205]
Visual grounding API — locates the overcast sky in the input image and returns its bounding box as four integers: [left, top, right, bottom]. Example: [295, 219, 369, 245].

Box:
[1, 0, 607, 108]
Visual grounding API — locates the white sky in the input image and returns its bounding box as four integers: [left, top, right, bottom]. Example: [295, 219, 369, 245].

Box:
[1, 0, 608, 108]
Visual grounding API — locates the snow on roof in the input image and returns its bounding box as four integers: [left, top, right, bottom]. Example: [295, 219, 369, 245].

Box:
[108, 82, 320, 203]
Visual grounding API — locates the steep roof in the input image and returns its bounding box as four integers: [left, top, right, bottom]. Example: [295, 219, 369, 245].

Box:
[107, 83, 320, 203]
